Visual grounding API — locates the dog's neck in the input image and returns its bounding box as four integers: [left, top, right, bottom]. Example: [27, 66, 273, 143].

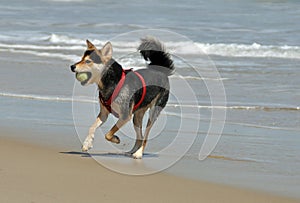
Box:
[97, 59, 123, 101]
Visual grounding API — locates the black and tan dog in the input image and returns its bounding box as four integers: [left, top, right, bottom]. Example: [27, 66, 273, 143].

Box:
[70, 36, 174, 159]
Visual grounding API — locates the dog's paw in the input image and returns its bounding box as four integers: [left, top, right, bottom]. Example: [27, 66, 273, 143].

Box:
[82, 145, 91, 152]
[126, 140, 143, 155]
[82, 138, 93, 152]
[132, 147, 143, 159]
[106, 135, 120, 144]
[110, 135, 120, 144]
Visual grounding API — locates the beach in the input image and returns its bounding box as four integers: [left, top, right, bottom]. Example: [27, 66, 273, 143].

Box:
[1, 134, 298, 203]
[0, 0, 300, 201]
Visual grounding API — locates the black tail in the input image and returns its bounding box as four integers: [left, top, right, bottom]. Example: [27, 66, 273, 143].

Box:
[138, 36, 175, 76]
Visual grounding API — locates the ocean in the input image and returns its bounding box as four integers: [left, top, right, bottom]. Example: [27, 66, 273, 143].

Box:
[0, 0, 299, 198]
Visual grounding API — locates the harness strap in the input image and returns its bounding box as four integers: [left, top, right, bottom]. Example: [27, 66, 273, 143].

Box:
[107, 70, 126, 106]
[132, 71, 146, 111]
[100, 69, 146, 117]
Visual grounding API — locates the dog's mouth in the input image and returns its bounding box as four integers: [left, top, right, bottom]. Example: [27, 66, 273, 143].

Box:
[75, 72, 92, 86]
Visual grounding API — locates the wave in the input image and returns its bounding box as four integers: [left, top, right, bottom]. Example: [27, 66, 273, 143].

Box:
[47, 34, 86, 45]
[224, 121, 300, 132]
[194, 42, 300, 59]
[0, 48, 78, 61]
[1, 92, 299, 112]
[168, 103, 300, 111]
[170, 75, 229, 81]
[46, 34, 300, 59]
[207, 155, 256, 162]
[0, 43, 84, 51]
[1, 33, 300, 60]
[1, 92, 299, 133]
[0, 92, 72, 102]
[0, 92, 96, 103]
[227, 105, 300, 111]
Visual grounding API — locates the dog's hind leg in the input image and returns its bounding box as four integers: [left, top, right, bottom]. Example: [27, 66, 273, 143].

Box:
[132, 105, 163, 159]
[82, 105, 109, 152]
[127, 108, 147, 155]
[132, 91, 169, 159]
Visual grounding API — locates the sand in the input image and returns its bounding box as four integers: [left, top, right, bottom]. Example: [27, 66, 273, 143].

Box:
[0, 136, 298, 203]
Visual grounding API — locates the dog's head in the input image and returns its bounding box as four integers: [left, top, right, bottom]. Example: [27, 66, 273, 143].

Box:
[70, 40, 113, 86]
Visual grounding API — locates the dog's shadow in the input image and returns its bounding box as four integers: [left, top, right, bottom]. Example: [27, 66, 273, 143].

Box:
[60, 151, 158, 159]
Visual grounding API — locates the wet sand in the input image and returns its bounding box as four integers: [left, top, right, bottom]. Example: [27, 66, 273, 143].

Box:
[0, 135, 298, 203]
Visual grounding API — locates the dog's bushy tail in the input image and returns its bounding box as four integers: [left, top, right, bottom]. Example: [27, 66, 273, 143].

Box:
[138, 36, 175, 76]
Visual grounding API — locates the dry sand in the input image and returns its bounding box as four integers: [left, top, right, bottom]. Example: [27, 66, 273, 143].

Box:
[0, 137, 298, 203]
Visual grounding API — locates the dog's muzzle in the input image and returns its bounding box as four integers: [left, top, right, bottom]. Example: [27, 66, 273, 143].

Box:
[70, 65, 76, 72]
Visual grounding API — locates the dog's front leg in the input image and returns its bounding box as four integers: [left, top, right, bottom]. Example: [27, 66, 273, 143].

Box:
[82, 107, 109, 152]
[105, 116, 131, 144]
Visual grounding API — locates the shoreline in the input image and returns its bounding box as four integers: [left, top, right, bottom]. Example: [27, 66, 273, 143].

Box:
[0, 136, 298, 203]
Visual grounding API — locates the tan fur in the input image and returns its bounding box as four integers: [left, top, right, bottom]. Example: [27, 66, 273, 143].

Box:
[72, 40, 169, 159]
[72, 40, 113, 88]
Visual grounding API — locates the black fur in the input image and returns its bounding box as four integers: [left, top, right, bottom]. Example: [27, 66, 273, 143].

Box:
[139, 51, 174, 75]
[84, 50, 102, 64]
[98, 37, 174, 120]
[98, 60, 123, 101]
[138, 36, 175, 76]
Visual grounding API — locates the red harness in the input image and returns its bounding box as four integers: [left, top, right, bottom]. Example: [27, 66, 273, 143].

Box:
[99, 69, 146, 117]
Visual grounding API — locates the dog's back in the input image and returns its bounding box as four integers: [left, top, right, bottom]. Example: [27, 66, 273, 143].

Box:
[118, 37, 175, 114]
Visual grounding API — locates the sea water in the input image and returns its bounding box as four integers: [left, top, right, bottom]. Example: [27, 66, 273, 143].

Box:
[0, 0, 299, 198]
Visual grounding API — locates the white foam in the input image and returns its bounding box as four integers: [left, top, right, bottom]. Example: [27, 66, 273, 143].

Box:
[1, 92, 298, 112]
[0, 43, 84, 51]
[170, 75, 229, 81]
[0, 92, 72, 102]
[167, 103, 300, 111]
[1, 33, 300, 60]
[193, 42, 300, 59]
[0, 48, 78, 61]
[225, 121, 300, 132]
[0, 92, 97, 103]
[47, 34, 86, 45]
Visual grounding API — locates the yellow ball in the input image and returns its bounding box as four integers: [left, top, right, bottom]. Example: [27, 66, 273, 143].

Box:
[76, 73, 88, 82]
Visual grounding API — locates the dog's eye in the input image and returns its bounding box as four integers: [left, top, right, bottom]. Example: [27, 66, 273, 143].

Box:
[85, 60, 92, 64]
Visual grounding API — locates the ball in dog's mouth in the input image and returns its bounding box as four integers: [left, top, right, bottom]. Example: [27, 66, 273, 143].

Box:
[76, 72, 91, 85]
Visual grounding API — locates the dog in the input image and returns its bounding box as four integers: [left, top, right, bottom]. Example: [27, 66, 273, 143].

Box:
[70, 36, 174, 159]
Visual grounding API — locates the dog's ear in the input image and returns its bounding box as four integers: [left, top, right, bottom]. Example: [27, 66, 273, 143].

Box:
[86, 39, 96, 50]
[101, 42, 113, 62]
